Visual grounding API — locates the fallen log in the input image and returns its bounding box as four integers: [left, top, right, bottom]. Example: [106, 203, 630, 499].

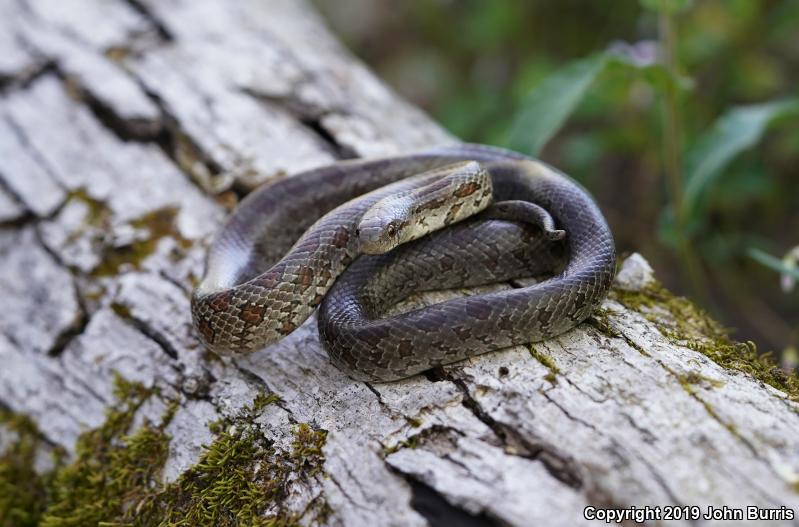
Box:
[1, 1, 797, 525]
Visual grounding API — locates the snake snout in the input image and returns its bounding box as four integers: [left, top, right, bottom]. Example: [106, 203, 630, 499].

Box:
[357, 217, 399, 255]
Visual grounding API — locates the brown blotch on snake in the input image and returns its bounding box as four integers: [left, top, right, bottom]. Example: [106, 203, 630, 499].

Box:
[191, 144, 615, 382]
[332, 227, 349, 248]
[240, 304, 266, 325]
[296, 266, 315, 289]
[197, 319, 215, 344]
[454, 181, 480, 198]
[414, 197, 447, 214]
[209, 290, 234, 312]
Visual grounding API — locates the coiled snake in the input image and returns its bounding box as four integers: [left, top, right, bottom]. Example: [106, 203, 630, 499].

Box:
[191, 144, 615, 381]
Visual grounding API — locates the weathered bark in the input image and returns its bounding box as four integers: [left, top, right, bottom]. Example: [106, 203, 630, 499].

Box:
[1, 1, 798, 526]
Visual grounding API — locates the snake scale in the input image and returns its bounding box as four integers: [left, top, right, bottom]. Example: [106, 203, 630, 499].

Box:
[191, 144, 616, 381]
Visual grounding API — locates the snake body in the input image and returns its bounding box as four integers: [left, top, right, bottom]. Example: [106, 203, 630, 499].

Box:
[191, 144, 616, 381]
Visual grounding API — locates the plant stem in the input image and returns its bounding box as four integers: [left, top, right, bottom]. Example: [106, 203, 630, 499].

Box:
[658, 9, 708, 304]
[659, 11, 683, 217]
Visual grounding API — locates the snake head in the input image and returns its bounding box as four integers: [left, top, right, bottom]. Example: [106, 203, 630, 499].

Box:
[357, 217, 406, 254]
[357, 160, 491, 255]
[357, 204, 409, 255]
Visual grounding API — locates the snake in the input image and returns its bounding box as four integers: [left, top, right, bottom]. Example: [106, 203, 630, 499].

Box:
[191, 143, 616, 382]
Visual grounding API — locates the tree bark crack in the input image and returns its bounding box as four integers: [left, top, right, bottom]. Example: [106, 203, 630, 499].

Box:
[449, 374, 584, 490]
[404, 476, 502, 527]
[121, 0, 173, 43]
[111, 304, 179, 360]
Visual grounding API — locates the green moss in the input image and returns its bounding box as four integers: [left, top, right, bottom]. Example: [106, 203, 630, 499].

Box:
[405, 416, 423, 428]
[92, 207, 192, 277]
[135, 397, 329, 527]
[136, 426, 289, 526]
[208, 419, 225, 436]
[3, 385, 329, 526]
[529, 345, 560, 384]
[67, 189, 110, 227]
[0, 410, 63, 527]
[40, 375, 171, 527]
[381, 425, 459, 456]
[587, 308, 622, 339]
[109, 302, 131, 319]
[290, 424, 328, 478]
[613, 282, 799, 402]
[678, 371, 726, 390]
[382, 434, 421, 456]
[60, 190, 111, 254]
[676, 374, 739, 436]
[612, 282, 726, 342]
[252, 393, 283, 415]
[63, 191, 192, 277]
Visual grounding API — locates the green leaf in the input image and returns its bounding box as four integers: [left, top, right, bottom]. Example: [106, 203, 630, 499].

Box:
[639, 0, 693, 14]
[505, 53, 610, 155]
[683, 99, 799, 216]
[505, 49, 687, 156]
[748, 248, 799, 280]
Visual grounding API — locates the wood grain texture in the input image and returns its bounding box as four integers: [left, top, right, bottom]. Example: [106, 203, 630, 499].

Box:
[1, 1, 797, 525]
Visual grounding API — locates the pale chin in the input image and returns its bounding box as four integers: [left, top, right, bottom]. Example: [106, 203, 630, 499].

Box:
[359, 237, 394, 255]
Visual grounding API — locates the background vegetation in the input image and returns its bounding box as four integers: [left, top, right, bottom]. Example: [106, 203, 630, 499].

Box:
[314, 0, 799, 365]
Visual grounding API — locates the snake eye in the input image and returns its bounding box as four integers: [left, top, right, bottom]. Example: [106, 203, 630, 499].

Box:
[386, 223, 397, 237]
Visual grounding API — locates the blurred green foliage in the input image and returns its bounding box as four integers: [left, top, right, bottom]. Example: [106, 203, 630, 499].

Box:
[314, 0, 798, 358]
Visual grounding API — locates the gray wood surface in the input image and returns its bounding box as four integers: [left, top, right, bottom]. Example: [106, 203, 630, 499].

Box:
[1, 1, 797, 525]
